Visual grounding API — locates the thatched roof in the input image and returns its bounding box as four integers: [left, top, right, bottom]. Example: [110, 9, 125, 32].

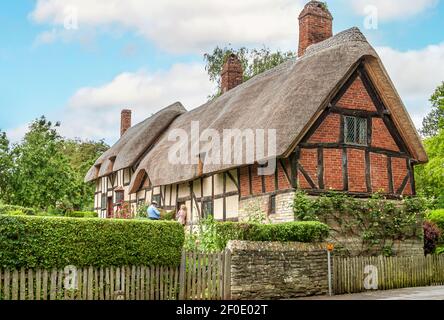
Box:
[84, 102, 186, 182]
[86, 27, 427, 190]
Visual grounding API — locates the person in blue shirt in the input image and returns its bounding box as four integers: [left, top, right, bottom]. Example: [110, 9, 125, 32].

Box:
[147, 201, 161, 220]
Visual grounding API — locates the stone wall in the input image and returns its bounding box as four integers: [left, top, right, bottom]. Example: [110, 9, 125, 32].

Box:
[227, 241, 328, 300]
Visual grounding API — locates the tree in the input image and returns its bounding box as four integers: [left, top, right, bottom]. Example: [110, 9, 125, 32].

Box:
[61, 138, 109, 210]
[415, 129, 444, 208]
[204, 46, 296, 98]
[0, 131, 13, 202]
[9, 117, 76, 210]
[416, 82, 444, 208]
[421, 82, 444, 137]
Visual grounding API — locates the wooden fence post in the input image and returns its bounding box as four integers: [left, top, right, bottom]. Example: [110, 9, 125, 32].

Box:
[223, 248, 231, 300]
[178, 251, 186, 300]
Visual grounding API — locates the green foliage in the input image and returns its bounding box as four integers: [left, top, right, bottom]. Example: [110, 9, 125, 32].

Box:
[243, 199, 270, 224]
[415, 129, 444, 208]
[0, 117, 109, 212]
[292, 191, 426, 256]
[0, 215, 184, 269]
[65, 211, 98, 218]
[0, 131, 13, 201]
[185, 216, 329, 252]
[61, 138, 109, 211]
[427, 209, 444, 242]
[421, 81, 444, 137]
[0, 204, 36, 216]
[204, 46, 296, 98]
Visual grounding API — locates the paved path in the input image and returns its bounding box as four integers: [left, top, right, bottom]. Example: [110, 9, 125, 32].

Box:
[299, 286, 444, 300]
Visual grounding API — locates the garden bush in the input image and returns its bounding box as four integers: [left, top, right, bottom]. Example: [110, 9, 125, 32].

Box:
[0, 204, 36, 216]
[0, 215, 184, 269]
[427, 209, 444, 232]
[423, 221, 442, 255]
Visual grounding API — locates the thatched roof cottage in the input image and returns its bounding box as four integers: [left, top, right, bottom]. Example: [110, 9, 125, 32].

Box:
[86, 1, 427, 224]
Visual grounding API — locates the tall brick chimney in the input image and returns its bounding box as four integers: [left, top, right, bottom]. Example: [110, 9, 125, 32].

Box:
[298, 1, 333, 57]
[221, 53, 243, 94]
[120, 109, 132, 137]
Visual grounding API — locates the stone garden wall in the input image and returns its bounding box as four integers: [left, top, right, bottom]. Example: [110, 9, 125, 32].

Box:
[227, 240, 328, 300]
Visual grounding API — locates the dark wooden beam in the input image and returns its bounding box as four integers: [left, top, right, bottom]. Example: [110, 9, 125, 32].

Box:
[261, 168, 266, 194]
[299, 142, 409, 158]
[331, 68, 359, 106]
[387, 157, 394, 194]
[397, 174, 410, 195]
[237, 168, 241, 199]
[301, 109, 331, 143]
[342, 147, 349, 191]
[330, 106, 379, 118]
[365, 150, 371, 193]
[298, 163, 317, 189]
[274, 162, 279, 191]
[291, 148, 299, 189]
[317, 147, 324, 190]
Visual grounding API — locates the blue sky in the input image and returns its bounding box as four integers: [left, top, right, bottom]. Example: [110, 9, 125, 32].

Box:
[1, 0, 443, 144]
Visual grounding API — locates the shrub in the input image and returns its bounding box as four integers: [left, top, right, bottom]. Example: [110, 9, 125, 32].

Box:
[0, 204, 36, 216]
[65, 211, 98, 218]
[423, 221, 442, 255]
[0, 215, 184, 269]
[186, 216, 329, 252]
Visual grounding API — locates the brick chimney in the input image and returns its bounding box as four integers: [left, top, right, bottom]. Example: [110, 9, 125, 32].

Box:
[120, 109, 132, 137]
[298, 1, 333, 57]
[221, 53, 243, 94]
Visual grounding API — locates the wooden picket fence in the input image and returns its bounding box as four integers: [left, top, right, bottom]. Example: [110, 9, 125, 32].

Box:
[333, 255, 444, 294]
[0, 250, 230, 301]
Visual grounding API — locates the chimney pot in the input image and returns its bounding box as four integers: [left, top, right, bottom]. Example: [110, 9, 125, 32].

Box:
[298, 1, 333, 57]
[120, 109, 132, 137]
[221, 53, 243, 94]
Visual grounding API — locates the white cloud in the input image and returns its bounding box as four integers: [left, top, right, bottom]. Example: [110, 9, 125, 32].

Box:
[376, 43, 444, 128]
[30, 0, 304, 54]
[347, 0, 439, 20]
[57, 63, 214, 142]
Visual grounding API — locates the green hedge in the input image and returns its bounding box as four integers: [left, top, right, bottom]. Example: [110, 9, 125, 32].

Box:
[0, 215, 184, 269]
[65, 211, 98, 218]
[214, 221, 329, 249]
[0, 204, 36, 216]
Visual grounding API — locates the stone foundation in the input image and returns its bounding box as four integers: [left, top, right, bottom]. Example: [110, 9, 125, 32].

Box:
[227, 240, 328, 300]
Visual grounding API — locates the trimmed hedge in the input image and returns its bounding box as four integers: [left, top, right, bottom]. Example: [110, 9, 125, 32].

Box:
[65, 211, 98, 218]
[214, 221, 329, 249]
[0, 215, 184, 269]
[0, 204, 36, 216]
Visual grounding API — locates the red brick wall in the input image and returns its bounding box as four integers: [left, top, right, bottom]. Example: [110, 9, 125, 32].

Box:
[337, 77, 377, 112]
[239, 166, 250, 197]
[347, 148, 367, 192]
[323, 149, 343, 190]
[392, 157, 412, 195]
[370, 153, 389, 193]
[277, 159, 292, 190]
[308, 113, 340, 143]
[299, 148, 318, 189]
[372, 118, 399, 152]
[250, 164, 263, 195]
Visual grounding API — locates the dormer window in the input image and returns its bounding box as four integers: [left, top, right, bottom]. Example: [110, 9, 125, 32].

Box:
[344, 116, 367, 146]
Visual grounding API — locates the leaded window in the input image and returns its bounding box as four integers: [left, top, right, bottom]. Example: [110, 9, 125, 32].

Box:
[344, 116, 367, 146]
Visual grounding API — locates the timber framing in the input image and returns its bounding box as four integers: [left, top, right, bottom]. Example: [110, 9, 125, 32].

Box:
[295, 62, 416, 197]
